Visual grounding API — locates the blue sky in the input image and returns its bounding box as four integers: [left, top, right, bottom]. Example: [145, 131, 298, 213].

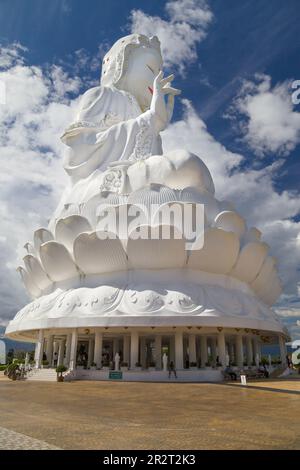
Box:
[0, 0, 300, 338]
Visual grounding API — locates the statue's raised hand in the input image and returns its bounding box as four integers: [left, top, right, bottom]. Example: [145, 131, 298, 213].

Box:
[150, 71, 181, 133]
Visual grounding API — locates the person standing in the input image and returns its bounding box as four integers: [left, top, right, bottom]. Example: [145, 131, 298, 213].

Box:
[168, 361, 177, 379]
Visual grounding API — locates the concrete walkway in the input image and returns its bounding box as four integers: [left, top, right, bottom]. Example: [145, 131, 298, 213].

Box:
[0, 380, 299, 449]
[0, 425, 60, 450]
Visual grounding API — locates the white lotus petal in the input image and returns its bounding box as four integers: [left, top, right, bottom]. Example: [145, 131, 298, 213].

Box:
[163, 150, 215, 194]
[74, 231, 127, 274]
[214, 211, 246, 238]
[178, 187, 219, 224]
[61, 203, 81, 218]
[231, 242, 269, 283]
[263, 273, 282, 305]
[23, 255, 52, 290]
[243, 227, 262, 244]
[127, 225, 187, 269]
[152, 202, 206, 241]
[257, 270, 282, 305]
[33, 228, 53, 252]
[251, 256, 276, 298]
[55, 215, 92, 252]
[128, 184, 177, 214]
[40, 241, 78, 282]
[188, 228, 240, 274]
[17, 266, 41, 298]
[80, 193, 128, 227]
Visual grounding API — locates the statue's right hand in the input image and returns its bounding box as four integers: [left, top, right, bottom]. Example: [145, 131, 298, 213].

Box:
[150, 71, 181, 133]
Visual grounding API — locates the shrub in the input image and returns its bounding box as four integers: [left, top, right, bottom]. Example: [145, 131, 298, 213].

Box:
[0, 364, 7, 371]
[260, 356, 268, 366]
[56, 365, 67, 374]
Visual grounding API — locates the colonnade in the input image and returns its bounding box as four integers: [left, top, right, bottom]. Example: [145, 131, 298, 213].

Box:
[34, 329, 288, 371]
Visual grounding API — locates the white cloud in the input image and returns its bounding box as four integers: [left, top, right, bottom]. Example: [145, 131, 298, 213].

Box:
[130, 0, 213, 74]
[275, 309, 300, 318]
[0, 42, 27, 69]
[228, 74, 300, 156]
[0, 45, 81, 323]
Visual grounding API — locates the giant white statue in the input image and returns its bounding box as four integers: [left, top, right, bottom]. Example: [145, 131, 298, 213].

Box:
[51, 34, 214, 227]
[6, 34, 289, 380]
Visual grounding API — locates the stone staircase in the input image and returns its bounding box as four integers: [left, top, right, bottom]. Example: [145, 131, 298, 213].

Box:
[26, 368, 58, 382]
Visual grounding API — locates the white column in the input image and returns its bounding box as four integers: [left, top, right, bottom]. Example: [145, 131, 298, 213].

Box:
[65, 334, 72, 367]
[210, 337, 217, 366]
[123, 335, 130, 365]
[35, 330, 44, 369]
[279, 335, 287, 366]
[200, 336, 208, 367]
[94, 331, 103, 368]
[246, 336, 253, 366]
[69, 329, 78, 370]
[130, 330, 139, 369]
[46, 335, 54, 365]
[188, 334, 196, 364]
[155, 335, 162, 369]
[57, 339, 65, 367]
[87, 339, 93, 367]
[217, 332, 226, 367]
[236, 334, 244, 368]
[175, 331, 183, 369]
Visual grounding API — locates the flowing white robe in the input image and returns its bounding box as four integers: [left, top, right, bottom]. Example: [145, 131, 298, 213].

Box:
[61, 85, 162, 183]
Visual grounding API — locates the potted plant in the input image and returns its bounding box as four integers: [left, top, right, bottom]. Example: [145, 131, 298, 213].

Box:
[121, 361, 128, 371]
[42, 360, 49, 369]
[189, 362, 197, 370]
[90, 362, 97, 371]
[135, 361, 142, 371]
[260, 357, 268, 367]
[56, 365, 67, 382]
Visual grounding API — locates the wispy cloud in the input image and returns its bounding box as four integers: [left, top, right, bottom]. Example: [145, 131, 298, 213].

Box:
[227, 74, 300, 157]
[129, 0, 213, 75]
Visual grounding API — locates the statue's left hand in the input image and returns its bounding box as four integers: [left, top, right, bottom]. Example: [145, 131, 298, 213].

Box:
[150, 71, 181, 132]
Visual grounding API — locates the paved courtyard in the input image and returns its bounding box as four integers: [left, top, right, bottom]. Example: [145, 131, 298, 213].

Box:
[0, 378, 299, 450]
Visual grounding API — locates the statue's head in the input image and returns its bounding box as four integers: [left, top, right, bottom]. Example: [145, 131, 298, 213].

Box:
[101, 34, 163, 110]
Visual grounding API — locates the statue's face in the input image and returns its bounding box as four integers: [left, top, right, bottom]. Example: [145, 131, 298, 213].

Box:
[121, 46, 163, 109]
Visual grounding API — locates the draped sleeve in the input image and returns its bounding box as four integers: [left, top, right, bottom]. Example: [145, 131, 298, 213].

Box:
[61, 86, 162, 183]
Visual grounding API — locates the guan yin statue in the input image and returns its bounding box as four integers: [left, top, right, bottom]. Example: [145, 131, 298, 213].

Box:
[6, 34, 289, 381]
